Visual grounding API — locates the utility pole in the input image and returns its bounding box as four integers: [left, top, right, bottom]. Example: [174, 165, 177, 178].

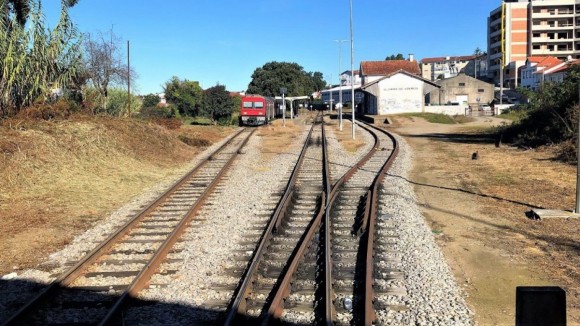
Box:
[349, 0, 356, 139]
[127, 40, 131, 118]
[576, 81, 580, 212]
[335, 39, 347, 131]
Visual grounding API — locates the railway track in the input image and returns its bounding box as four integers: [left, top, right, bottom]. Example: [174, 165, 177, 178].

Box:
[2, 128, 255, 326]
[222, 117, 401, 325]
[222, 114, 328, 325]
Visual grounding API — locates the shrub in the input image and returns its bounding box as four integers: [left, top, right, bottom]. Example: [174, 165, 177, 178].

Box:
[150, 117, 181, 130]
[17, 98, 77, 120]
[138, 106, 172, 118]
[178, 134, 211, 147]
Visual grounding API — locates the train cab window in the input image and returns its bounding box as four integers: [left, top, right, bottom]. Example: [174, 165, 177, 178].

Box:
[243, 102, 253, 108]
[254, 102, 264, 108]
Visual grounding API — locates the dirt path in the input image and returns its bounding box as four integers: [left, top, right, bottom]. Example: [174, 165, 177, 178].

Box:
[383, 116, 580, 325]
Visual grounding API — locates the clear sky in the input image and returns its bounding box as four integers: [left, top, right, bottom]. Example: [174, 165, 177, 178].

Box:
[43, 0, 495, 95]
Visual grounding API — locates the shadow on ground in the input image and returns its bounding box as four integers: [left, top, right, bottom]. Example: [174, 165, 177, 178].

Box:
[0, 279, 309, 326]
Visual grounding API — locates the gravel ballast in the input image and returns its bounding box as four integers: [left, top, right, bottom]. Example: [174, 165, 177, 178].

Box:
[1, 121, 474, 325]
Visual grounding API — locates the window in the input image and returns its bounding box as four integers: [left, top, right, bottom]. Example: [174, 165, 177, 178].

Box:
[254, 102, 264, 108]
[478, 89, 485, 93]
[243, 102, 253, 108]
[459, 83, 465, 87]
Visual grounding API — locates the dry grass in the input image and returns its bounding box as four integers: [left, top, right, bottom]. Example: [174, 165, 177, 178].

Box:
[387, 116, 580, 323]
[259, 119, 303, 161]
[324, 117, 366, 153]
[0, 116, 236, 274]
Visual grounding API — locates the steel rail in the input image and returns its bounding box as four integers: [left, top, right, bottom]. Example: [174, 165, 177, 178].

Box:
[261, 115, 330, 325]
[2, 128, 249, 326]
[99, 128, 257, 325]
[359, 122, 399, 326]
[261, 118, 380, 325]
[222, 114, 320, 326]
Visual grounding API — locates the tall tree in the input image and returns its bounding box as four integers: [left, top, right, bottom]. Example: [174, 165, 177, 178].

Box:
[163, 76, 203, 116]
[83, 28, 137, 110]
[3, 0, 79, 26]
[385, 54, 405, 60]
[202, 84, 234, 124]
[0, 0, 82, 115]
[247, 61, 324, 97]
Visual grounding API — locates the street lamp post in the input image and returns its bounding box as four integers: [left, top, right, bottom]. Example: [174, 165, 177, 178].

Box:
[334, 39, 347, 131]
[349, 0, 355, 139]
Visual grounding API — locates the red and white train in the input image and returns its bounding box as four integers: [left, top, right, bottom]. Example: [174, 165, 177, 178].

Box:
[240, 95, 281, 126]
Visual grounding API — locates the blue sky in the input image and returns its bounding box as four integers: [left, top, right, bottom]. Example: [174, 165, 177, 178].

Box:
[43, 0, 495, 95]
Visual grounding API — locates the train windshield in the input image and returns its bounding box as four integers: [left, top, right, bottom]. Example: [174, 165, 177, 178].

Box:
[254, 102, 264, 108]
[243, 102, 253, 108]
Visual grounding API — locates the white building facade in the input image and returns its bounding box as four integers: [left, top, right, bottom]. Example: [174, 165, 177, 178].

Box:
[361, 71, 439, 115]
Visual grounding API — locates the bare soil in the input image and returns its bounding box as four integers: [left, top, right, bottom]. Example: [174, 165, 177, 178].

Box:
[382, 115, 580, 325]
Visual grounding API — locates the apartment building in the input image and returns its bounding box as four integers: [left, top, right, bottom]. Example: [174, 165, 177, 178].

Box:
[488, 0, 580, 88]
[420, 55, 487, 81]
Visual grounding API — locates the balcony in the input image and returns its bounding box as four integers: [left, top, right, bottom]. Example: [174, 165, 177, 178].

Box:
[532, 22, 574, 30]
[489, 17, 501, 27]
[489, 52, 503, 60]
[489, 29, 501, 38]
[490, 40, 501, 49]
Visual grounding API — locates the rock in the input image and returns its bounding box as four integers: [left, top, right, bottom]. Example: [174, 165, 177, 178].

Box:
[1, 272, 17, 280]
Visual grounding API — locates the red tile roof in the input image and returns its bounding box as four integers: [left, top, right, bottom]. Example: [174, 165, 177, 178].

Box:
[531, 57, 563, 74]
[360, 60, 420, 76]
[420, 55, 477, 64]
[545, 60, 580, 74]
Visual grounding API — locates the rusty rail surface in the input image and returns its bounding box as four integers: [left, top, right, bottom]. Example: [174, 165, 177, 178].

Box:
[222, 113, 320, 326]
[261, 119, 382, 325]
[358, 121, 399, 325]
[2, 128, 252, 326]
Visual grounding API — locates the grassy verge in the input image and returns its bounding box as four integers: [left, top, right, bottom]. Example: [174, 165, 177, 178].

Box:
[400, 112, 473, 124]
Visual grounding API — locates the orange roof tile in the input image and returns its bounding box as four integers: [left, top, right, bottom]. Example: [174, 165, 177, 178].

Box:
[545, 60, 580, 74]
[360, 60, 420, 76]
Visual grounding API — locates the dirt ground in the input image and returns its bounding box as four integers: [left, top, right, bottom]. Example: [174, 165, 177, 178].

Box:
[383, 115, 580, 325]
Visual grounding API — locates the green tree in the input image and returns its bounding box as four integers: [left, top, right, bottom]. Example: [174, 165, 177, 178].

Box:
[142, 93, 161, 107]
[0, 0, 82, 115]
[247, 61, 324, 97]
[503, 63, 580, 152]
[202, 84, 234, 124]
[474, 47, 483, 56]
[163, 76, 203, 117]
[385, 54, 405, 60]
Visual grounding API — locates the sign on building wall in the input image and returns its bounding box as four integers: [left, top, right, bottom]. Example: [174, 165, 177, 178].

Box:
[379, 75, 423, 114]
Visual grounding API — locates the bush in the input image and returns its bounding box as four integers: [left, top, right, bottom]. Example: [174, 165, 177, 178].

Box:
[137, 106, 172, 118]
[17, 98, 78, 120]
[150, 117, 181, 130]
[178, 134, 211, 147]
